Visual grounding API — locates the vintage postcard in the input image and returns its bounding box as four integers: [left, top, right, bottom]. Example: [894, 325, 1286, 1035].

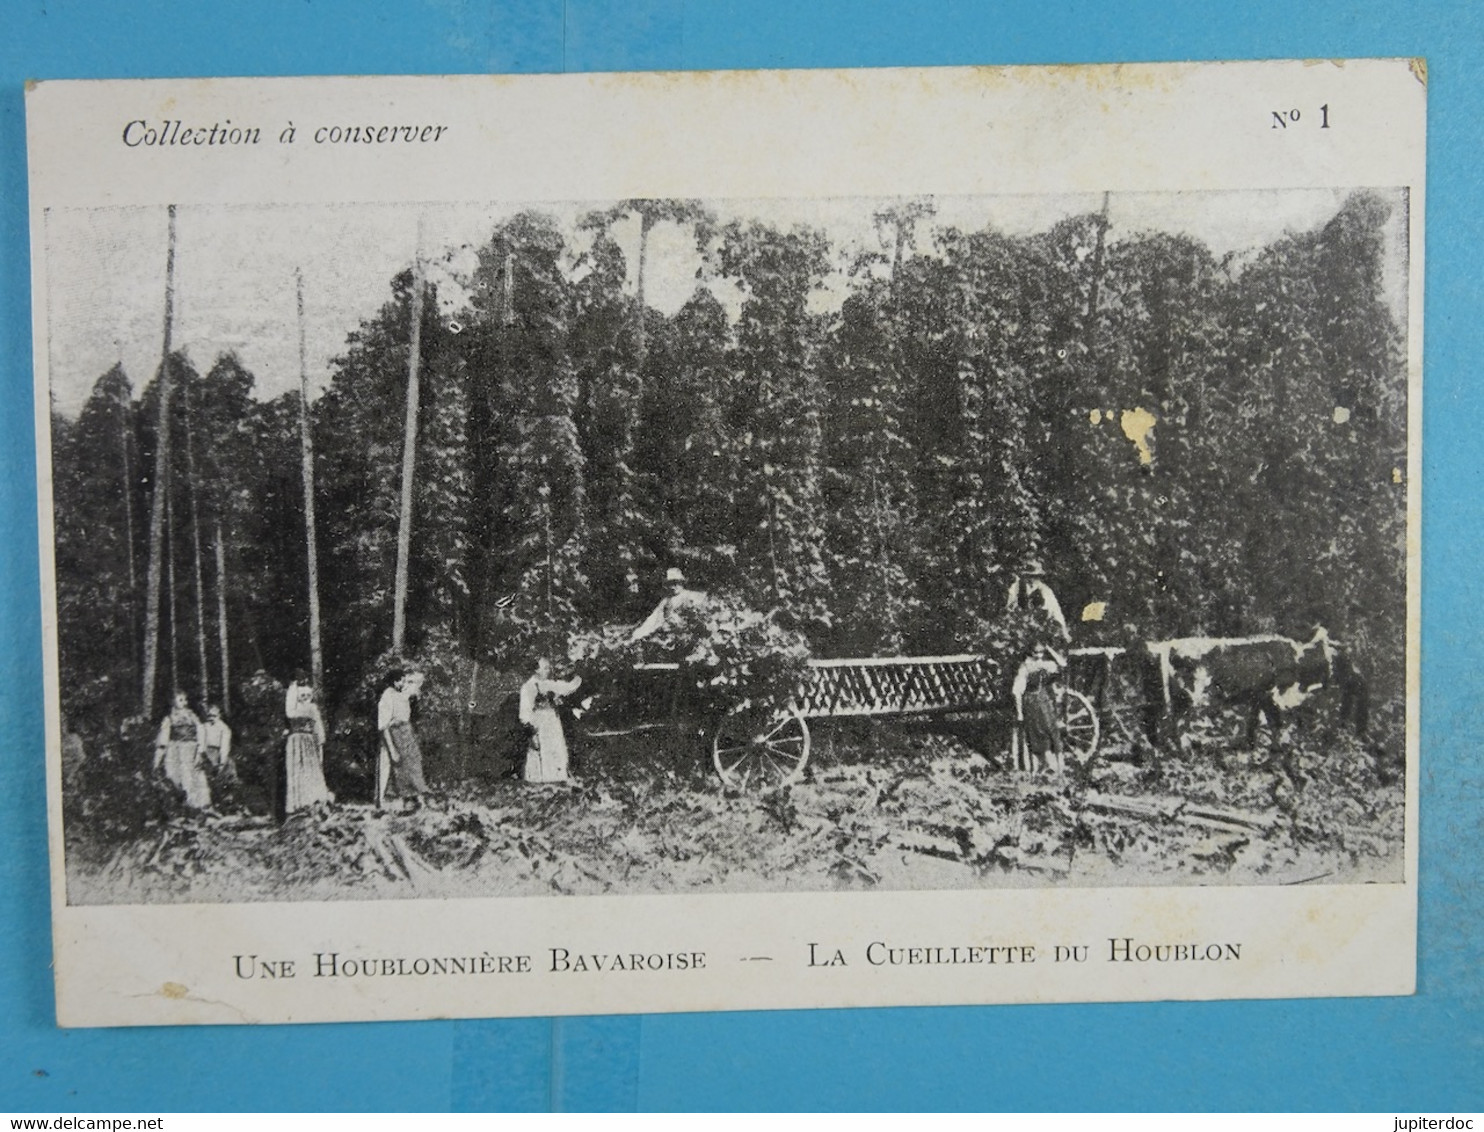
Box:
[27, 60, 1423, 1026]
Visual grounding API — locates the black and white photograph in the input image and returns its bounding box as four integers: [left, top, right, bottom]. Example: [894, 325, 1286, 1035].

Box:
[45, 185, 1409, 904]
[28, 64, 1423, 1024]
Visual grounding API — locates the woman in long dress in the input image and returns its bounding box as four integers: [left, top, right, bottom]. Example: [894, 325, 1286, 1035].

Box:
[520, 658, 582, 783]
[377, 669, 430, 810]
[284, 672, 332, 812]
[200, 704, 237, 805]
[1012, 644, 1066, 773]
[153, 691, 213, 810]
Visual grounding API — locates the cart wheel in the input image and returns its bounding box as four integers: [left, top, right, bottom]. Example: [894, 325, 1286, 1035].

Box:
[1103, 668, 1145, 753]
[1104, 699, 1144, 753]
[1061, 689, 1101, 765]
[712, 707, 812, 791]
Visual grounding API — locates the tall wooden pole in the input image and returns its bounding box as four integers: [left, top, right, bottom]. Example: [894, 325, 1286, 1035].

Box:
[391, 230, 425, 656]
[140, 204, 177, 718]
[167, 490, 179, 695]
[1085, 191, 1111, 361]
[544, 480, 554, 634]
[116, 375, 140, 686]
[296, 269, 324, 689]
[214, 521, 231, 714]
[184, 381, 210, 704]
[635, 210, 652, 364]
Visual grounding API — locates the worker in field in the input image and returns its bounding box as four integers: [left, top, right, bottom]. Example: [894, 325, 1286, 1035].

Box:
[1012, 642, 1068, 774]
[200, 704, 237, 808]
[519, 657, 583, 784]
[628, 566, 709, 645]
[1006, 560, 1070, 643]
[377, 667, 430, 812]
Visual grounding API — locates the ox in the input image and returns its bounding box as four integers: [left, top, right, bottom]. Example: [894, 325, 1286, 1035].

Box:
[1140, 626, 1367, 752]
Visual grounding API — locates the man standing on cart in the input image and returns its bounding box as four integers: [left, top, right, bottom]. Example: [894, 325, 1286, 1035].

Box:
[1006, 559, 1070, 643]
[624, 565, 716, 737]
[628, 566, 709, 646]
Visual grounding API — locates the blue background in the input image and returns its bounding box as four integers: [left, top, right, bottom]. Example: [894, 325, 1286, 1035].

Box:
[1, 1, 1480, 1112]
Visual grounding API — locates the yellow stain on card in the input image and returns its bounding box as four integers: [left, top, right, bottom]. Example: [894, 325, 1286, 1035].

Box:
[1393, 467, 1404, 483]
[1081, 601, 1107, 622]
[1120, 408, 1157, 465]
[161, 982, 188, 999]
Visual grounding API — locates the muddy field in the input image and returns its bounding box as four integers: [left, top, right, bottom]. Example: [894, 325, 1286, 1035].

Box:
[64, 717, 1405, 905]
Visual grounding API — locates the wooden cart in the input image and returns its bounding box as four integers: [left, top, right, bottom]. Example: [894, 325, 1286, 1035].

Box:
[709, 652, 1101, 791]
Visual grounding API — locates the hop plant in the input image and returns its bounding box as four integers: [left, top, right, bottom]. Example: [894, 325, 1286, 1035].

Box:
[568, 590, 810, 717]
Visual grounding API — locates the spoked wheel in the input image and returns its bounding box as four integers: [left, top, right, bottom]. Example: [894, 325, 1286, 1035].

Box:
[1099, 667, 1146, 755]
[1061, 689, 1101, 766]
[1102, 699, 1145, 755]
[711, 707, 812, 791]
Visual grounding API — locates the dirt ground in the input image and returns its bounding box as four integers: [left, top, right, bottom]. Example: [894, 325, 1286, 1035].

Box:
[64, 718, 1405, 905]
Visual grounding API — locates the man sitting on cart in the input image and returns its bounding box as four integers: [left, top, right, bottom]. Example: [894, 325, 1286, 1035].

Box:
[628, 566, 710, 646]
